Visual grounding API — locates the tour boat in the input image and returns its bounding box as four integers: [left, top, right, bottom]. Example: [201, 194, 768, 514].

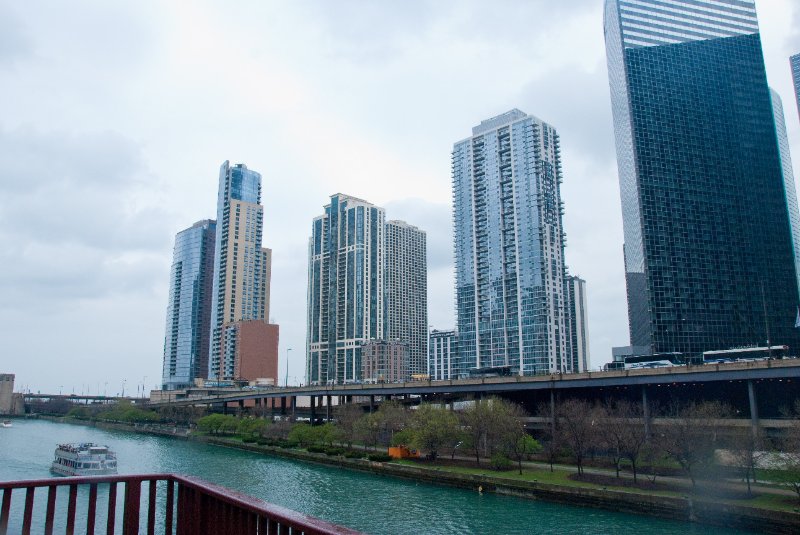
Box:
[1, 420, 11, 428]
[51, 443, 118, 476]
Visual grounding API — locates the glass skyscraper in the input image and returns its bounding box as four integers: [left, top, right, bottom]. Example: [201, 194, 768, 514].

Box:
[791, 54, 800, 122]
[162, 219, 216, 390]
[605, 0, 800, 356]
[208, 161, 271, 381]
[307, 194, 385, 384]
[453, 109, 569, 377]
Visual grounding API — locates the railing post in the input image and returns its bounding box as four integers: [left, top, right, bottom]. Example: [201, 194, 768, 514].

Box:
[147, 480, 157, 535]
[22, 487, 35, 535]
[123, 480, 141, 535]
[1, 488, 12, 535]
[44, 485, 57, 535]
[66, 484, 78, 535]
[86, 483, 98, 535]
[165, 479, 175, 535]
[107, 481, 117, 535]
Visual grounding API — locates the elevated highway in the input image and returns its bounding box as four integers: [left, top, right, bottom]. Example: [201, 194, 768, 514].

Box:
[147, 359, 800, 422]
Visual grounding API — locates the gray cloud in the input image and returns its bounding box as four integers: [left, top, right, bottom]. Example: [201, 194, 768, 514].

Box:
[0, 126, 174, 312]
[0, 5, 32, 68]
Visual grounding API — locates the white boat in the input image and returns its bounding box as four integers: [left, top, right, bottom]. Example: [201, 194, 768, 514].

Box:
[51, 443, 117, 476]
[1, 420, 11, 428]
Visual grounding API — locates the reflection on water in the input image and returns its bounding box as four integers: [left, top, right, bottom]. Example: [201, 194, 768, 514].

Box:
[0, 419, 755, 534]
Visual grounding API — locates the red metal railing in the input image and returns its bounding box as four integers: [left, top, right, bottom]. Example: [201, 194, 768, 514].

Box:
[0, 473, 362, 535]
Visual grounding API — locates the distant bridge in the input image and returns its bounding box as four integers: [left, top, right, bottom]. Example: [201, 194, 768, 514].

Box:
[23, 394, 145, 405]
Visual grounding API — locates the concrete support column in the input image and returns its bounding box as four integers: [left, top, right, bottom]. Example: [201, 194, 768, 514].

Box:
[369, 395, 375, 413]
[549, 389, 555, 438]
[291, 396, 296, 420]
[311, 395, 317, 424]
[326, 395, 332, 422]
[747, 380, 759, 435]
[280, 396, 286, 416]
[642, 385, 651, 439]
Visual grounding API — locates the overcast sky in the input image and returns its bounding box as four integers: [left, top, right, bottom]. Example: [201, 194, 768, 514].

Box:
[2, 1, 799, 395]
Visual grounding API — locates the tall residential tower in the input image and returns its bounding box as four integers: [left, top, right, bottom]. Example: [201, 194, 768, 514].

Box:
[565, 275, 590, 373]
[385, 220, 428, 378]
[307, 194, 385, 384]
[453, 109, 569, 376]
[208, 161, 273, 381]
[161, 220, 216, 390]
[604, 0, 800, 356]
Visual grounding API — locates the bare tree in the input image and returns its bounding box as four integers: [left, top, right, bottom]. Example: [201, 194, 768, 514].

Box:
[557, 399, 598, 475]
[335, 403, 364, 449]
[461, 397, 522, 465]
[596, 400, 648, 482]
[536, 402, 562, 472]
[461, 398, 492, 465]
[656, 401, 731, 488]
[777, 400, 800, 504]
[728, 427, 766, 496]
[355, 412, 382, 450]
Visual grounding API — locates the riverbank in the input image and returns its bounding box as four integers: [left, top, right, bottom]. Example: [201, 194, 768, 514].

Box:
[48, 416, 800, 534]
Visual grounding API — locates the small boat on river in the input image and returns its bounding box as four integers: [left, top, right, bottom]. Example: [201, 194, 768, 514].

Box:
[51, 443, 117, 476]
[1, 420, 11, 428]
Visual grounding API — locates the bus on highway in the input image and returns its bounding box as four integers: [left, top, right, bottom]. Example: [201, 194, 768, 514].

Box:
[702, 345, 789, 363]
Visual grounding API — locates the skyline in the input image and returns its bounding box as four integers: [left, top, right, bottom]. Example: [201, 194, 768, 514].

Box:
[1, 1, 799, 393]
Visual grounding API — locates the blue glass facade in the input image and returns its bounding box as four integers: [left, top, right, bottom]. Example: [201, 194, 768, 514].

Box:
[162, 220, 216, 390]
[792, 54, 800, 123]
[453, 110, 569, 377]
[307, 194, 385, 384]
[209, 161, 268, 380]
[605, 0, 800, 356]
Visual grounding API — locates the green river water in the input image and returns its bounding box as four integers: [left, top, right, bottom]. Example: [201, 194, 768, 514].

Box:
[0, 419, 755, 534]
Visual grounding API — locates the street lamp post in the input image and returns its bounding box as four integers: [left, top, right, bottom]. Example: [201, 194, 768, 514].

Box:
[285, 348, 293, 387]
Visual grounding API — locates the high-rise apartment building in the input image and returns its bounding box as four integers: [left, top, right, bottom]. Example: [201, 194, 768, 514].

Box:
[565, 275, 590, 373]
[209, 161, 273, 381]
[791, 54, 800, 122]
[428, 329, 458, 380]
[453, 109, 569, 376]
[162, 220, 216, 390]
[361, 340, 408, 383]
[605, 0, 800, 356]
[385, 220, 428, 377]
[307, 194, 385, 384]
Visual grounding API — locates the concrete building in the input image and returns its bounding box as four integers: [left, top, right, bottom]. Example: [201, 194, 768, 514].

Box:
[565, 276, 590, 373]
[162, 219, 216, 390]
[453, 109, 569, 376]
[361, 340, 409, 383]
[385, 220, 427, 378]
[208, 161, 273, 381]
[307, 194, 385, 384]
[428, 329, 458, 380]
[221, 320, 279, 384]
[0, 374, 15, 415]
[604, 0, 800, 356]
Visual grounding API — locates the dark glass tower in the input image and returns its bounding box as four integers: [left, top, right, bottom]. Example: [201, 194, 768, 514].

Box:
[604, 0, 800, 356]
